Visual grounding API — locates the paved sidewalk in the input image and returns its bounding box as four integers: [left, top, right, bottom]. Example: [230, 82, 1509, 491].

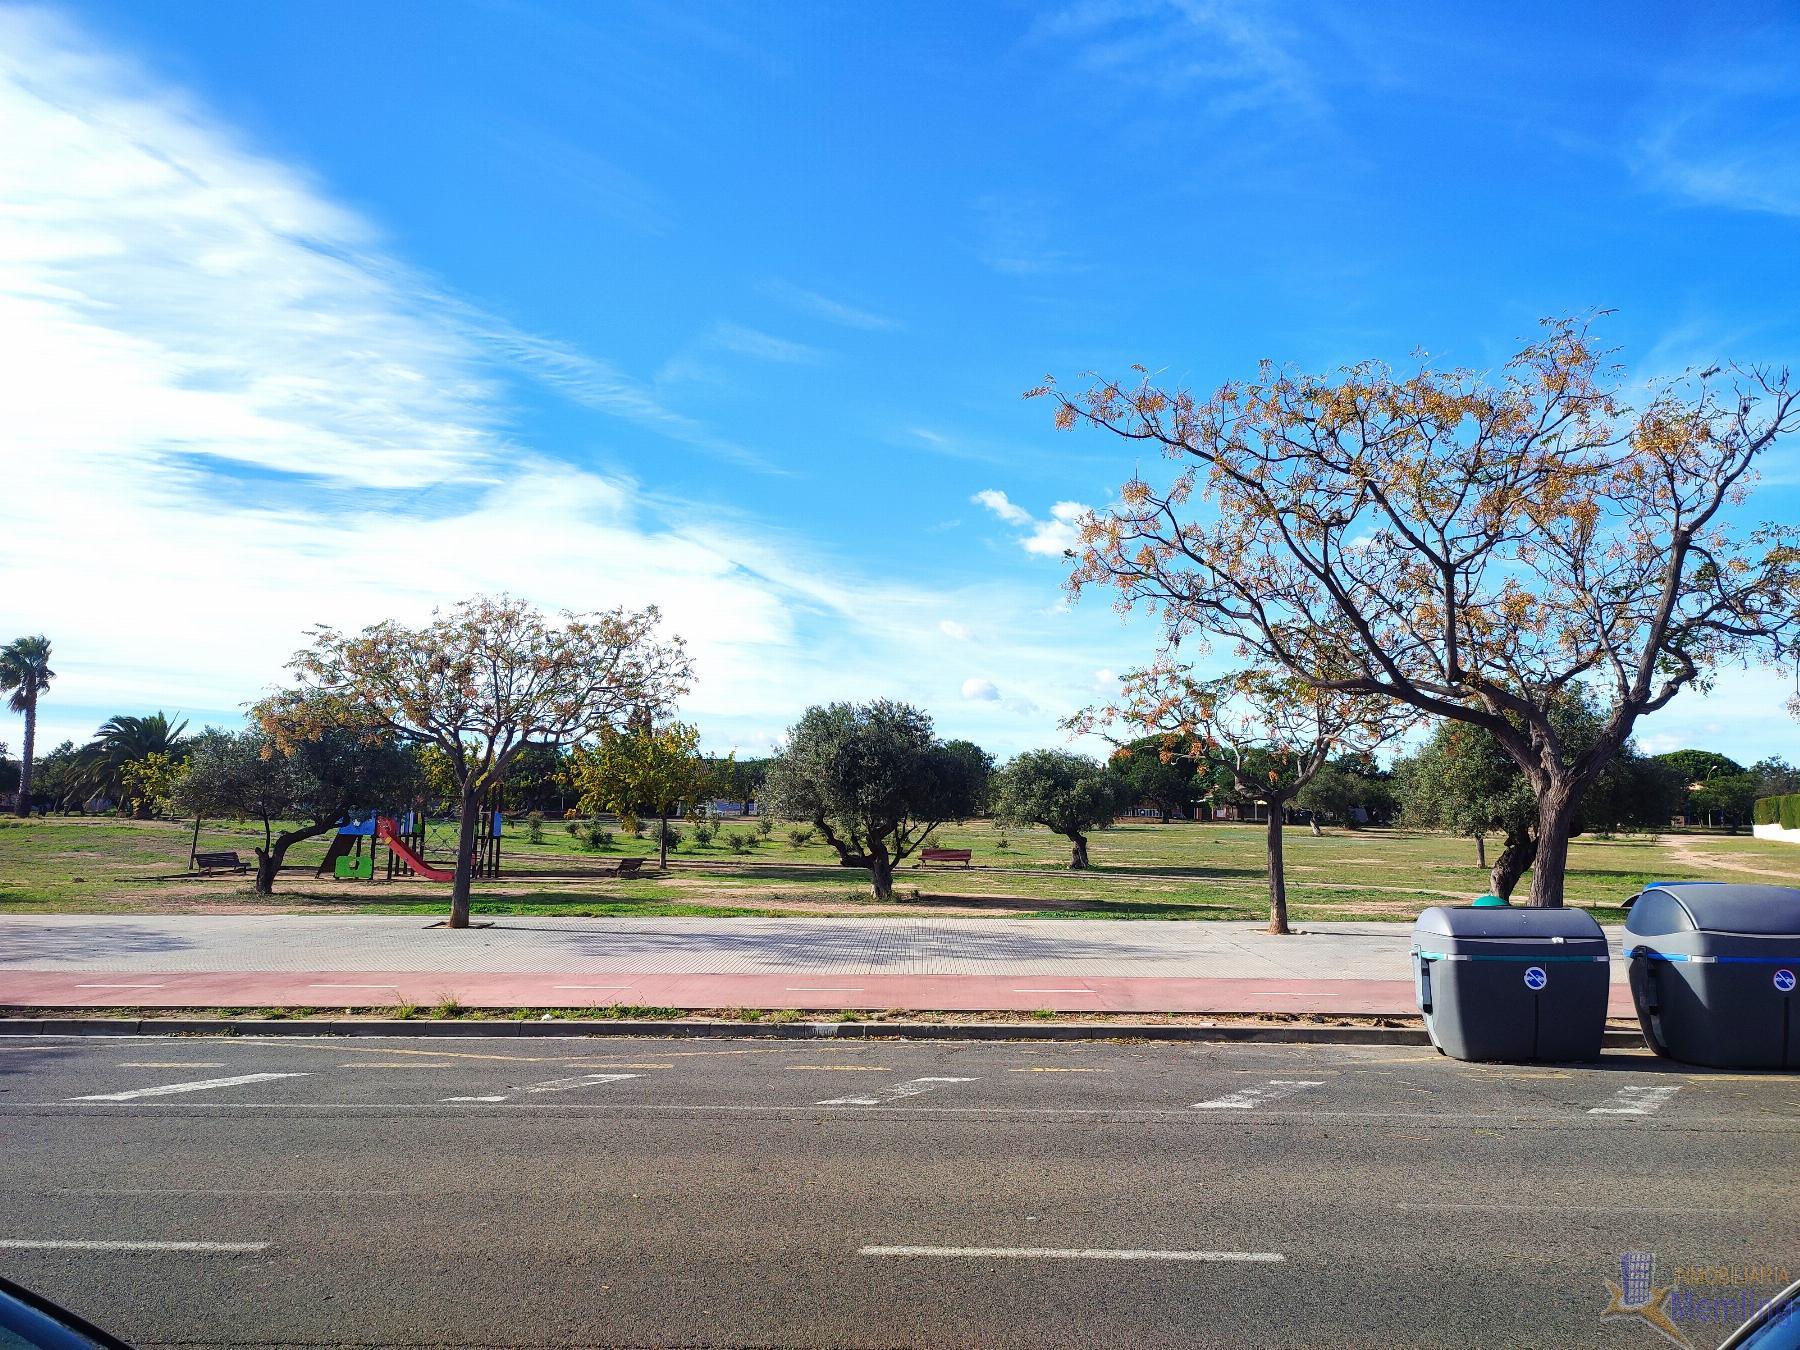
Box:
[0, 915, 1637, 1015]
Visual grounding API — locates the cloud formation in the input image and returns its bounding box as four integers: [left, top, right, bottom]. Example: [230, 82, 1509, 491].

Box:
[973, 491, 1092, 556]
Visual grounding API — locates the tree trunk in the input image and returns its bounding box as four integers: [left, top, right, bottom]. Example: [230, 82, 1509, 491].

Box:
[15, 692, 35, 815]
[868, 852, 895, 902]
[448, 792, 480, 928]
[1308, 816, 1323, 837]
[1525, 783, 1578, 909]
[658, 807, 669, 869]
[1265, 806, 1290, 935]
[253, 847, 279, 896]
[1068, 831, 1089, 869]
[1490, 827, 1533, 900]
[1474, 833, 1487, 870]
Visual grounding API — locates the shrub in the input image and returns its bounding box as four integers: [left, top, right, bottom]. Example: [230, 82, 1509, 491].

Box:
[525, 811, 545, 845]
[657, 820, 683, 850]
[786, 826, 815, 849]
[691, 821, 715, 847]
[564, 818, 581, 836]
[725, 829, 755, 854]
[1783, 794, 1800, 831]
[756, 816, 774, 838]
[582, 823, 616, 851]
[1755, 796, 1779, 826]
[995, 834, 1010, 850]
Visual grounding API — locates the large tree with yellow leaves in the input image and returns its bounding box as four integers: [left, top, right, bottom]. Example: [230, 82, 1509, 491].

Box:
[1035, 318, 1800, 906]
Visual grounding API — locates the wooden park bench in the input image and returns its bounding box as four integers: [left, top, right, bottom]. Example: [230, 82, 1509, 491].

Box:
[193, 850, 249, 874]
[595, 857, 648, 879]
[918, 848, 972, 868]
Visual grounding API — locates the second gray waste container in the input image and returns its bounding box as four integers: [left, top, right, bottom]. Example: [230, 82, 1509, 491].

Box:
[1624, 882, 1800, 1069]
[1412, 904, 1609, 1061]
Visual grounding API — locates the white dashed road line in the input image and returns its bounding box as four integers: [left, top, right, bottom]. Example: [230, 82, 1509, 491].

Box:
[1193, 1080, 1324, 1110]
[442, 1073, 639, 1104]
[74, 1073, 307, 1102]
[75, 983, 165, 990]
[819, 1076, 977, 1107]
[786, 987, 865, 992]
[0, 1240, 267, 1254]
[1589, 1085, 1682, 1116]
[552, 985, 634, 991]
[1012, 988, 1097, 994]
[859, 1246, 1285, 1263]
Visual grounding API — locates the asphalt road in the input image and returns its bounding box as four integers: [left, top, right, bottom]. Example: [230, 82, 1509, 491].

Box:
[0, 1034, 1794, 1349]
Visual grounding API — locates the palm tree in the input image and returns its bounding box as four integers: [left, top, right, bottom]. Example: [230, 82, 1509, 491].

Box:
[76, 712, 189, 816]
[0, 636, 54, 816]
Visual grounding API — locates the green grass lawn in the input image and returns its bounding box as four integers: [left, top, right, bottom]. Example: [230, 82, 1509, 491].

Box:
[1, 813, 1795, 922]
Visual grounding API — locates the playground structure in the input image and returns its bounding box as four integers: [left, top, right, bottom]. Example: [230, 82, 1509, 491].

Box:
[315, 805, 503, 883]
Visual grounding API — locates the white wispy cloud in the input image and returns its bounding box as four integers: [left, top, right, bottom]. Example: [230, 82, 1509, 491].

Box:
[1635, 105, 1800, 218]
[961, 678, 1000, 701]
[759, 279, 898, 331]
[709, 320, 825, 364]
[1033, 0, 1323, 120]
[0, 6, 1144, 760]
[972, 489, 1032, 527]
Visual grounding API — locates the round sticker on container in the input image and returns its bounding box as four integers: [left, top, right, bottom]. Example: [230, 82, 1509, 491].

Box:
[1775, 969, 1796, 994]
[1523, 966, 1548, 990]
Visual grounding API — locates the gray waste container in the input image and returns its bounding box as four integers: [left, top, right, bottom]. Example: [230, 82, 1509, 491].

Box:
[1411, 904, 1609, 1061]
[1623, 882, 1800, 1069]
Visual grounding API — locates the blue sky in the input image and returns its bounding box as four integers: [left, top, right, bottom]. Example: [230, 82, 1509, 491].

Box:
[3, 0, 1799, 764]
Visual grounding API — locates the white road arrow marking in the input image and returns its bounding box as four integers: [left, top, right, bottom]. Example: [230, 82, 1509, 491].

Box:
[74, 1073, 306, 1102]
[1192, 1080, 1324, 1110]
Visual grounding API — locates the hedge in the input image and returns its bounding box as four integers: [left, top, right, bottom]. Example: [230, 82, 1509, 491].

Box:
[1756, 794, 1800, 828]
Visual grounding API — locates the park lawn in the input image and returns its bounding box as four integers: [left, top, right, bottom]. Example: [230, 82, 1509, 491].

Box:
[0, 815, 1795, 923]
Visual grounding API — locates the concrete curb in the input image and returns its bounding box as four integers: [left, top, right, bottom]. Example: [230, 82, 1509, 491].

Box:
[0, 1016, 1650, 1048]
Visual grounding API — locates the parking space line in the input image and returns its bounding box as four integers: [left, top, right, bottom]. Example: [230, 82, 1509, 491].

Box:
[1589, 1085, 1683, 1116]
[442, 1095, 508, 1103]
[74, 1073, 307, 1102]
[1012, 988, 1097, 994]
[1193, 1080, 1324, 1110]
[820, 1076, 976, 1106]
[120, 1062, 228, 1069]
[789, 1065, 890, 1071]
[859, 1246, 1284, 1263]
[786, 986, 865, 991]
[76, 983, 166, 989]
[552, 985, 634, 990]
[0, 1240, 267, 1254]
[1011, 1067, 1111, 1073]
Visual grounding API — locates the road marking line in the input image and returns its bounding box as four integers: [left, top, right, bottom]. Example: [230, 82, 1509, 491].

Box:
[1589, 1085, 1682, 1116]
[74, 1073, 307, 1102]
[339, 1063, 454, 1069]
[442, 1095, 508, 1103]
[789, 1065, 890, 1071]
[1193, 1080, 1324, 1110]
[76, 983, 166, 989]
[1010, 1067, 1111, 1073]
[119, 1062, 228, 1069]
[552, 985, 635, 990]
[820, 1076, 976, 1106]
[859, 1246, 1283, 1263]
[1011, 988, 1097, 994]
[525, 1072, 640, 1095]
[258, 1042, 554, 1063]
[786, 986, 866, 991]
[0, 1240, 268, 1254]
[307, 984, 399, 990]
[563, 1063, 673, 1070]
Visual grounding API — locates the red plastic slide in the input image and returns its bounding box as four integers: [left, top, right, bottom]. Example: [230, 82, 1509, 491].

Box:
[375, 815, 456, 882]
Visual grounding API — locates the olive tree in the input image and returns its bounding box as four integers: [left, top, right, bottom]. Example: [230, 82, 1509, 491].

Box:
[761, 700, 981, 901]
[1037, 318, 1800, 906]
[174, 717, 419, 895]
[273, 595, 691, 927]
[990, 750, 1127, 869]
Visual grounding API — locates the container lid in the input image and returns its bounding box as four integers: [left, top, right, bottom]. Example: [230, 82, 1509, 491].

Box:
[1624, 883, 1800, 936]
[1412, 904, 1606, 940]
[1470, 894, 1510, 908]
